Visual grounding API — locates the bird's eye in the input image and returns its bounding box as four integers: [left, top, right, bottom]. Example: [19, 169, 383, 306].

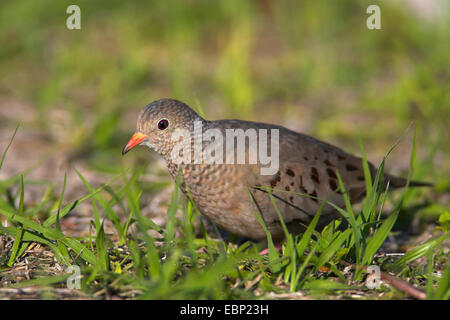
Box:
[157, 118, 169, 130]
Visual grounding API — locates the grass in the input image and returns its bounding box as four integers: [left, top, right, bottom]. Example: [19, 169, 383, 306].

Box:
[0, 0, 449, 300]
[0, 124, 448, 299]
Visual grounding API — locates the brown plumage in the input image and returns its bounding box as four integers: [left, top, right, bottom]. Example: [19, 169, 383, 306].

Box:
[123, 98, 431, 240]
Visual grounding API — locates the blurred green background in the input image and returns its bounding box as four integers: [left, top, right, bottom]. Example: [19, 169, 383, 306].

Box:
[0, 0, 448, 197]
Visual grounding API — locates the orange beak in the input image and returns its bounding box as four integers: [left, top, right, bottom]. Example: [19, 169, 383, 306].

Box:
[122, 132, 149, 155]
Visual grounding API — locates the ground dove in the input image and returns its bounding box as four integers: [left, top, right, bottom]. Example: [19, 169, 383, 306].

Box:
[123, 99, 430, 240]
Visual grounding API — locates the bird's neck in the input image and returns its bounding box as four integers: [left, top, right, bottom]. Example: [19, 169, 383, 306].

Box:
[162, 118, 212, 182]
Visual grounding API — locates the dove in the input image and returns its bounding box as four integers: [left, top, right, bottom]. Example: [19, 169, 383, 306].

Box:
[123, 98, 430, 240]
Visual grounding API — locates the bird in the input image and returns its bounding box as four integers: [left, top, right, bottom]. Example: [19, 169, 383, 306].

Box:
[122, 98, 431, 241]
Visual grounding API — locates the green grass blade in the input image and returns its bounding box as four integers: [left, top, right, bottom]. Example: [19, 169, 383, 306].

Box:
[125, 183, 161, 279]
[433, 265, 450, 300]
[294, 242, 318, 288]
[302, 279, 352, 291]
[393, 234, 448, 270]
[8, 274, 71, 289]
[315, 228, 352, 271]
[266, 187, 290, 238]
[248, 188, 279, 272]
[335, 170, 363, 264]
[7, 228, 24, 267]
[265, 187, 299, 290]
[360, 157, 385, 226]
[0, 124, 19, 171]
[164, 171, 181, 246]
[296, 197, 327, 258]
[96, 220, 110, 271]
[56, 240, 71, 264]
[361, 203, 400, 266]
[74, 168, 102, 232]
[182, 199, 197, 261]
[426, 247, 435, 299]
[0, 208, 98, 265]
[7, 175, 25, 266]
[56, 173, 67, 232]
[0, 225, 69, 264]
[362, 127, 418, 267]
[358, 133, 372, 195]
[43, 173, 122, 228]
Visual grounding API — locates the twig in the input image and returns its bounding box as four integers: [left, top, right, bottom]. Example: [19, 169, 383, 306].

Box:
[380, 272, 426, 300]
[339, 260, 426, 300]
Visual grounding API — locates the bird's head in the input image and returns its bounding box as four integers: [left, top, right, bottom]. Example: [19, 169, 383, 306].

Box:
[122, 98, 203, 158]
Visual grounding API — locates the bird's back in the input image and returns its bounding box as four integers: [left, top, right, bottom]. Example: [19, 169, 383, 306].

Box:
[181, 119, 418, 240]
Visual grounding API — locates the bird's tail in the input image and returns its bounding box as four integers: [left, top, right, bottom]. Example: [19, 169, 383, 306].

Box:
[387, 175, 433, 189]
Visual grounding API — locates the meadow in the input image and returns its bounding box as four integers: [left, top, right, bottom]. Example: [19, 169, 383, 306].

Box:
[0, 0, 448, 299]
